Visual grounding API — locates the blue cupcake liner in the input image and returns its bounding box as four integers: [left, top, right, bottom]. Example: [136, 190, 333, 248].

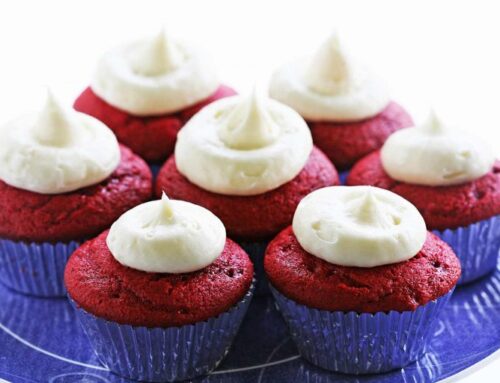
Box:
[270, 285, 454, 375]
[238, 240, 270, 295]
[338, 170, 349, 185]
[149, 163, 162, 180]
[0, 238, 79, 297]
[433, 215, 500, 285]
[70, 281, 255, 382]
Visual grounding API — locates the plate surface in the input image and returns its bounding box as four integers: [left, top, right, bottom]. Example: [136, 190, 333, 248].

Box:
[1, 265, 500, 383]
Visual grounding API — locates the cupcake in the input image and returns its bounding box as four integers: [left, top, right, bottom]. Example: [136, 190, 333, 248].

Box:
[74, 29, 236, 169]
[347, 111, 500, 284]
[265, 186, 460, 374]
[0, 91, 152, 297]
[65, 194, 254, 382]
[155, 88, 339, 290]
[269, 32, 413, 174]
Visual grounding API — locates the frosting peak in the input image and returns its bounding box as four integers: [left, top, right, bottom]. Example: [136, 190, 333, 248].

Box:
[131, 29, 185, 77]
[420, 109, 447, 135]
[292, 186, 427, 268]
[350, 189, 393, 228]
[33, 91, 82, 147]
[175, 92, 313, 196]
[381, 111, 495, 186]
[0, 91, 120, 194]
[147, 193, 175, 229]
[106, 197, 226, 274]
[304, 32, 351, 96]
[218, 88, 280, 150]
[160, 192, 175, 220]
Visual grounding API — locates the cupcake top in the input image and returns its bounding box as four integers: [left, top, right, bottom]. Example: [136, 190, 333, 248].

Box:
[265, 186, 461, 312]
[381, 111, 496, 186]
[269, 32, 390, 122]
[175, 88, 313, 196]
[293, 186, 426, 267]
[65, 195, 253, 327]
[0, 91, 120, 194]
[265, 227, 460, 313]
[91, 29, 219, 116]
[66, 229, 253, 327]
[107, 193, 226, 273]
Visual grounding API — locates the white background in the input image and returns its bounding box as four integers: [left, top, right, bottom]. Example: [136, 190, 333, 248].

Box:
[0, 0, 498, 381]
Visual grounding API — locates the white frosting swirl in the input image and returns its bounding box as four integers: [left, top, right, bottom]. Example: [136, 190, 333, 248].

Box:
[106, 193, 226, 273]
[292, 186, 427, 267]
[91, 29, 219, 116]
[0, 91, 120, 194]
[269, 32, 390, 122]
[381, 111, 496, 186]
[175, 88, 313, 196]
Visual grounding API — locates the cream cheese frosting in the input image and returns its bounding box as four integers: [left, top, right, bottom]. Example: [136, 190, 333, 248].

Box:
[106, 193, 226, 273]
[91, 29, 219, 116]
[0, 91, 120, 194]
[175, 88, 313, 196]
[269, 32, 390, 122]
[381, 110, 496, 186]
[292, 186, 427, 267]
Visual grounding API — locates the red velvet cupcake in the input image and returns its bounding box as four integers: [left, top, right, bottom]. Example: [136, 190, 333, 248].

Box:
[347, 112, 500, 284]
[74, 29, 236, 165]
[65, 195, 254, 381]
[265, 186, 460, 374]
[0, 92, 152, 296]
[155, 89, 339, 290]
[269, 32, 413, 171]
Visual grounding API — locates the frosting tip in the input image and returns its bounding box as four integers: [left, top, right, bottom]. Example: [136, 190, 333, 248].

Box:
[218, 88, 280, 150]
[161, 192, 174, 219]
[422, 109, 446, 134]
[352, 188, 383, 226]
[33, 90, 79, 147]
[132, 28, 184, 77]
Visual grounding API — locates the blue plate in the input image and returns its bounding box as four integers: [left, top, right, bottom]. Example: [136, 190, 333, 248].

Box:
[1, 265, 500, 383]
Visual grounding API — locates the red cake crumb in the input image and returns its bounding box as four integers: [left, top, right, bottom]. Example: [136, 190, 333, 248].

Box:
[74, 85, 237, 163]
[155, 147, 340, 241]
[0, 145, 152, 243]
[265, 227, 460, 313]
[346, 151, 500, 230]
[65, 231, 254, 327]
[309, 102, 413, 170]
